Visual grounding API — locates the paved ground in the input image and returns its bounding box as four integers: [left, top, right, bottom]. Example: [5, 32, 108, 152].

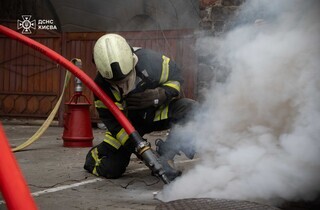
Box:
[0, 124, 195, 210]
[1, 123, 319, 210]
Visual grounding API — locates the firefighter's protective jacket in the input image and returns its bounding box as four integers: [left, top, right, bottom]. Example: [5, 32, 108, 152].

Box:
[94, 48, 183, 149]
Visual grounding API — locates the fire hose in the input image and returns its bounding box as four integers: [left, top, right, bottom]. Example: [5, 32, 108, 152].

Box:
[0, 123, 38, 210]
[0, 25, 170, 185]
[12, 71, 71, 152]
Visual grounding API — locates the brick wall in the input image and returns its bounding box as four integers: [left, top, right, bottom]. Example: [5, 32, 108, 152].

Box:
[196, 0, 245, 101]
[199, 0, 245, 33]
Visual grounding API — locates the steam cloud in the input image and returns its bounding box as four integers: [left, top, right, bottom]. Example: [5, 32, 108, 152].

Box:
[158, 0, 320, 205]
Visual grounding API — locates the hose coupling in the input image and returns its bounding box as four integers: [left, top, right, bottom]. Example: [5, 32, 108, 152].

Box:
[136, 141, 151, 155]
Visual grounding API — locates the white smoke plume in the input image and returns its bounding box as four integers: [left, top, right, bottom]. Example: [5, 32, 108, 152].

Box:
[158, 0, 320, 205]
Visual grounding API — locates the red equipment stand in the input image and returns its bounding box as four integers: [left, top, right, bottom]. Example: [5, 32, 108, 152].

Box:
[0, 123, 38, 210]
[62, 93, 94, 147]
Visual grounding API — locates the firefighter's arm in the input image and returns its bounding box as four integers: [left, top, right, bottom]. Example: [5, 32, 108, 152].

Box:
[93, 74, 139, 153]
[125, 88, 167, 110]
[161, 81, 181, 100]
[125, 83, 180, 110]
[126, 54, 183, 109]
[160, 55, 183, 100]
[95, 97, 134, 151]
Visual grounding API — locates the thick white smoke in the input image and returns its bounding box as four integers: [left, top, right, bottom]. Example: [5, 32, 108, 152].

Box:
[158, 0, 320, 205]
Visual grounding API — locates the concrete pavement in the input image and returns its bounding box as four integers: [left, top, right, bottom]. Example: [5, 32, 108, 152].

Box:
[0, 124, 194, 210]
[1, 124, 319, 210]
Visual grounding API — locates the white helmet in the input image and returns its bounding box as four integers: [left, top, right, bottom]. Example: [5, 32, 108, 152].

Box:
[93, 34, 134, 81]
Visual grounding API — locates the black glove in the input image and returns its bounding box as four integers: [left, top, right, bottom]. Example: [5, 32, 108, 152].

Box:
[125, 87, 167, 110]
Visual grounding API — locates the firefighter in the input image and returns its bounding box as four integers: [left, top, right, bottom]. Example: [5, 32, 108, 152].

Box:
[84, 33, 197, 181]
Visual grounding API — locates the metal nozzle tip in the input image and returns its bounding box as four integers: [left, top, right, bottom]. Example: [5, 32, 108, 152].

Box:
[161, 174, 171, 184]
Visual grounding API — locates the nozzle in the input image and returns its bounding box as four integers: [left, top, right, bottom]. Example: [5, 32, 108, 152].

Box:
[140, 149, 171, 184]
[160, 172, 171, 184]
[130, 131, 171, 184]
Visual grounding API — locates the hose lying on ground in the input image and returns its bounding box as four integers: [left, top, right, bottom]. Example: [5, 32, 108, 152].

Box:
[11, 71, 71, 152]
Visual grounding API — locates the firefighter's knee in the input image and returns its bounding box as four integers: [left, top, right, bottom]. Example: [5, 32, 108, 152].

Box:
[84, 146, 131, 179]
[84, 146, 97, 173]
[96, 156, 129, 178]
